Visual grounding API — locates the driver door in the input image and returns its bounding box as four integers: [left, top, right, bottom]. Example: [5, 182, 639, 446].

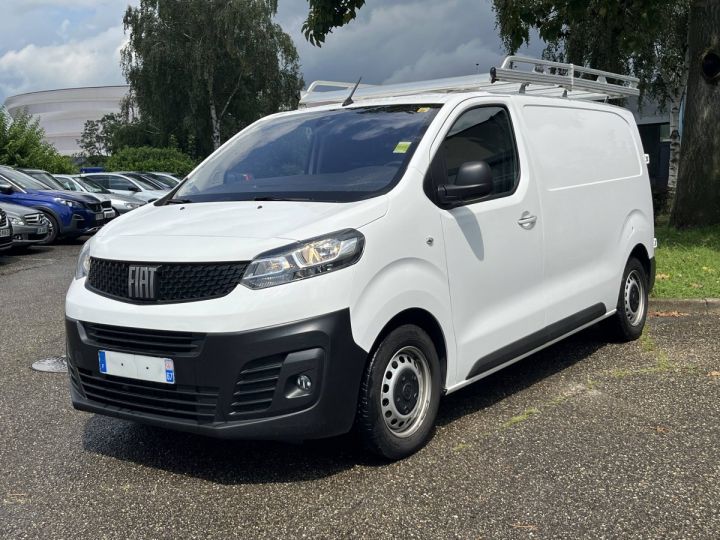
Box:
[433, 101, 546, 381]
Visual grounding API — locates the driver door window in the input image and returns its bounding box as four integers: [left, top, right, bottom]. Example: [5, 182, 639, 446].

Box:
[441, 106, 519, 198]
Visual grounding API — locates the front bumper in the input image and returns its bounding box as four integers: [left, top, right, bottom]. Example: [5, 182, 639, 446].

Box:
[66, 309, 368, 440]
[11, 223, 48, 245]
[0, 227, 12, 250]
[61, 211, 114, 237]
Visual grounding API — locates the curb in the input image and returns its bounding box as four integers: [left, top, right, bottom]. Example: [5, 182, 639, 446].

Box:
[649, 298, 720, 315]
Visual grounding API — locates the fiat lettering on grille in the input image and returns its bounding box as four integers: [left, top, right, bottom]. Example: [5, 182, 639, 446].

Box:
[128, 266, 159, 300]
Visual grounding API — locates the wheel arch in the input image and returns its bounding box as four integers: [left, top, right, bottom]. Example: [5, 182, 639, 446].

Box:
[368, 308, 449, 391]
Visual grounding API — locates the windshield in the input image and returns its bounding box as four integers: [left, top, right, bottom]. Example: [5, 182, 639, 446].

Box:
[144, 173, 177, 188]
[122, 173, 164, 190]
[173, 104, 440, 203]
[25, 171, 65, 190]
[0, 168, 49, 191]
[79, 178, 109, 194]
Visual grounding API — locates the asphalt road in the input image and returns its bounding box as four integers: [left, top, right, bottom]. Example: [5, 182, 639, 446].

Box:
[1, 243, 719, 539]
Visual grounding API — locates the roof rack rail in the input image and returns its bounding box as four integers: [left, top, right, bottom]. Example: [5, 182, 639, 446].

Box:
[299, 55, 639, 108]
[490, 55, 639, 98]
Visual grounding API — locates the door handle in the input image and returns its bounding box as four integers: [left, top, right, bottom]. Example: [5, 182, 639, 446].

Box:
[518, 211, 537, 230]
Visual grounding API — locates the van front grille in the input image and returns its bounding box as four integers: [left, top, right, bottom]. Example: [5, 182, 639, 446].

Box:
[82, 322, 204, 356]
[87, 258, 249, 303]
[229, 357, 284, 416]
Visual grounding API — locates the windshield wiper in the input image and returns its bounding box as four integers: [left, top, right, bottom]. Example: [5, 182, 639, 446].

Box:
[166, 198, 194, 205]
[252, 196, 310, 202]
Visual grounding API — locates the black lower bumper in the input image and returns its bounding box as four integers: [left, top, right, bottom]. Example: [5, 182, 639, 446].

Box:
[65, 309, 368, 440]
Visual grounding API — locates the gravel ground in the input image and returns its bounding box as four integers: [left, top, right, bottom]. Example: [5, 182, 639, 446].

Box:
[1, 243, 718, 539]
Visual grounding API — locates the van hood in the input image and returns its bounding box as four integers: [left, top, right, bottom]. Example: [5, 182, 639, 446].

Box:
[92, 198, 388, 262]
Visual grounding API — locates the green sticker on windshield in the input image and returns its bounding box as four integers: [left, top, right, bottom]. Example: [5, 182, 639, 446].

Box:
[393, 141, 412, 154]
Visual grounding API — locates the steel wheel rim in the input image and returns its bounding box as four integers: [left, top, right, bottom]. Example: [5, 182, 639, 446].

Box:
[624, 269, 645, 326]
[380, 346, 432, 438]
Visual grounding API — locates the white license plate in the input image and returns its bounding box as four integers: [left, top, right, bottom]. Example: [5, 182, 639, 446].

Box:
[36, 226, 48, 235]
[0, 229, 9, 237]
[95, 213, 105, 221]
[103, 209, 115, 218]
[98, 350, 175, 384]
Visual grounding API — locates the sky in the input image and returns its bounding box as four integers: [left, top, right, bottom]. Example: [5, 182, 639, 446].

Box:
[0, 0, 544, 104]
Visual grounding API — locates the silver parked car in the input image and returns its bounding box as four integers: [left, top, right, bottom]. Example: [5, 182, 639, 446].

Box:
[81, 172, 169, 203]
[0, 201, 50, 248]
[54, 175, 144, 215]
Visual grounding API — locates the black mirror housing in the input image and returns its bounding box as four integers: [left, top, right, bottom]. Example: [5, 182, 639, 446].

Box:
[0, 184, 14, 195]
[436, 161, 493, 206]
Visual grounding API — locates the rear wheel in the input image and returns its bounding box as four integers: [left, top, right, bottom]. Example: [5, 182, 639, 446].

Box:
[607, 257, 648, 342]
[356, 325, 441, 460]
[38, 212, 59, 245]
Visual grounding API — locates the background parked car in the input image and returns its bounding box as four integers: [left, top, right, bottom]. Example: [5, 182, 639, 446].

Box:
[0, 201, 50, 249]
[0, 166, 113, 244]
[54, 175, 144, 215]
[19, 169, 68, 191]
[0, 207, 12, 252]
[138, 172, 182, 189]
[80, 172, 169, 203]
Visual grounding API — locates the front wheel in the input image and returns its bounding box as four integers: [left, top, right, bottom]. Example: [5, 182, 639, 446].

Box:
[607, 257, 649, 342]
[38, 212, 59, 245]
[355, 325, 441, 460]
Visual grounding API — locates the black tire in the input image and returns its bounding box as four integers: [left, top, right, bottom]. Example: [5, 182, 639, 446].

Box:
[356, 325, 441, 460]
[38, 212, 59, 245]
[607, 257, 649, 342]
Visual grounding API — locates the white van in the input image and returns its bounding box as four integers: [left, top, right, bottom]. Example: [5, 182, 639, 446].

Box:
[65, 58, 655, 459]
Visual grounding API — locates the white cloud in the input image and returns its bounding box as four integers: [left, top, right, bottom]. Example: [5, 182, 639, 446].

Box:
[0, 24, 127, 98]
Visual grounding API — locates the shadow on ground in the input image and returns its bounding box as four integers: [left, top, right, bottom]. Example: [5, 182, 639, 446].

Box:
[82, 324, 609, 484]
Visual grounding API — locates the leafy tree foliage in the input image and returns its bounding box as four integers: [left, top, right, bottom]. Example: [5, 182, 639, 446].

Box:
[492, 0, 691, 212]
[301, 0, 720, 225]
[78, 113, 162, 165]
[106, 146, 197, 177]
[303, 0, 365, 46]
[122, 0, 303, 156]
[0, 109, 76, 173]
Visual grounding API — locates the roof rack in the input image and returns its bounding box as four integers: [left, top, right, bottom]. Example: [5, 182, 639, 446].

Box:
[299, 55, 639, 108]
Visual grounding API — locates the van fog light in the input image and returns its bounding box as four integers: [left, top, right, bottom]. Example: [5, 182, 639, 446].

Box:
[296, 375, 312, 391]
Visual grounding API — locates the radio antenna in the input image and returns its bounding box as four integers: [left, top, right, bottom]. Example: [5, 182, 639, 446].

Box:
[342, 77, 363, 107]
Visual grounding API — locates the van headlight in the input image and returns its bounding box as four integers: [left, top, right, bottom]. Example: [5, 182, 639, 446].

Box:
[241, 229, 365, 289]
[75, 238, 94, 280]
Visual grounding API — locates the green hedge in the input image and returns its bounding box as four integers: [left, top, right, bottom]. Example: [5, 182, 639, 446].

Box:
[106, 146, 197, 177]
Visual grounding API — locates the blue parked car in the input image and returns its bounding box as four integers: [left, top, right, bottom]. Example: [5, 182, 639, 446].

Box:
[0, 166, 115, 244]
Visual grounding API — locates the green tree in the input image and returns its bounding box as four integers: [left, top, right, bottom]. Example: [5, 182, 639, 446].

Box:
[670, 0, 720, 227]
[106, 146, 197, 177]
[302, 1, 720, 225]
[303, 0, 366, 46]
[491, 0, 691, 214]
[122, 0, 304, 157]
[0, 108, 76, 174]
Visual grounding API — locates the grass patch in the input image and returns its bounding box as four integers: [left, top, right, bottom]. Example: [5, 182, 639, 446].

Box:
[503, 407, 540, 428]
[653, 224, 720, 298]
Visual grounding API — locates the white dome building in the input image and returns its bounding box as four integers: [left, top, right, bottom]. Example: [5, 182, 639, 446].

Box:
[3, 86, 130, 156]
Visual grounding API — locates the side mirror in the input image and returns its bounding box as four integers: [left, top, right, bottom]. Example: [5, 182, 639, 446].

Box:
[0, 183, 14, 195]
[127, 185, 141, 192]
[436, 161, 493, 206]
